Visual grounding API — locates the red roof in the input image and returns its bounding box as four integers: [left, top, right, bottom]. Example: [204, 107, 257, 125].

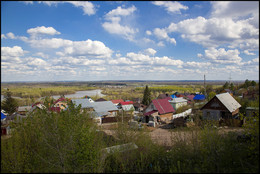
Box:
[144, 110, 157, 116]
[186, 95, 195, 101]
[49, 107, 61, 113]
[120, 101, 134, 105]
[152, 98, 175, 115]
[176, 94, 185, 98]
[111, 99, 124, 104]
[54, 98, 67, 104]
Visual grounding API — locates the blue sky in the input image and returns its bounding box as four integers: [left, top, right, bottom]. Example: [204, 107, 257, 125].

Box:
[1, 1, 259, 82]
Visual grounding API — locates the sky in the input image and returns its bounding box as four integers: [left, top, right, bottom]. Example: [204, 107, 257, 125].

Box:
[1, 1, 259, 82]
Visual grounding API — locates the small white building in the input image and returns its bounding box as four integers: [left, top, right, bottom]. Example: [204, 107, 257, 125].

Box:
[168, 97, 188, 111]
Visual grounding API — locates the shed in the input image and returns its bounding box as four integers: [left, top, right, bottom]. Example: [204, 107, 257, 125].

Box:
[201, 93, 241, 121]
[168, 97, 188, 111]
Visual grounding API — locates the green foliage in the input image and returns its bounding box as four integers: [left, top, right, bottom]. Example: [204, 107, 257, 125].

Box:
[223, 81, 229, 89]
[1, 99, 104, 173]
[142, 85, 151, 105]
[1, 90, 18, 115]
[208, 91, 216, 101]
[175, 104, 191, 114]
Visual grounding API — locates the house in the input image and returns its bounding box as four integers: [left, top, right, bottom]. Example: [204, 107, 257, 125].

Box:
[176, 94, 185, 98]
[221, 89, 233, 96]
[119, 101, 134, 111]
[95, 98, 107, 102]
[17, 106, 32, 115]
[71, 99, 94, 112]
[144, 98, 175, 123]
[91, 101, 119, 117]
[27, 102, 46, 115]
[193, 94, 205, 101]
[168, 97, 188, 111]
[84, 96, 95, 103]
[171, 94, 177, 99]
[185, 95, 195, 103]
[49, 107, 61, 113]
[53, 98, 67, 110]
[111, 99, 124, 108]
[91, 101, 119, 124]
[200, 93, 241, 121]
[133, 103, 146, 112]
[157, 94, 171, 99]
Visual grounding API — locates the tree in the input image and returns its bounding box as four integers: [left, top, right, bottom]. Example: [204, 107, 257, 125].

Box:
[142, 85, 151, 106]
[223, 81, 229, 89]
[251, 80, 256, 86]
[230, 83, 235, 91]
[1, 99, 105, 173]
[208, 91, 216, 101]
[244, 79, 251, 88]
[1, 90, 18, 116]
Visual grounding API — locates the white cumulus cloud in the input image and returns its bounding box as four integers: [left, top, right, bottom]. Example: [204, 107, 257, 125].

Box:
[152, 1, 188, 14]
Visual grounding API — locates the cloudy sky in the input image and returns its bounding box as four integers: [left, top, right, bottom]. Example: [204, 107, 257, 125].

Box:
[1, 1, 259, 82]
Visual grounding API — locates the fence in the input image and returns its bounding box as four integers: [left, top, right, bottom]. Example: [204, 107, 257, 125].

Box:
[172, 108, 192, 119]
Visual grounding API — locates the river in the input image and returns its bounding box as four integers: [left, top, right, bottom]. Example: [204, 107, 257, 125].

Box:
[1, 89, 105, 101]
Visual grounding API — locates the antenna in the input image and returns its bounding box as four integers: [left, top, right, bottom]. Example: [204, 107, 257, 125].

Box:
[204, 74, 206, 96]
[229, 72, 232, 84]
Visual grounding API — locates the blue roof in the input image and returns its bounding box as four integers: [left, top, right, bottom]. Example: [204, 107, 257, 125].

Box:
[171, 95, 177, 98]
[193, 94, 205, 100]
[1, 112, 7, 120]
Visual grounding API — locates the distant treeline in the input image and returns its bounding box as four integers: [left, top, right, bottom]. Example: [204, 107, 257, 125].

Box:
[135, 86, 197, 93]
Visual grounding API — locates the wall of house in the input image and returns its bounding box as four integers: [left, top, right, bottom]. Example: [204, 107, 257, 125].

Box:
[55, 102, 67, 110]
[122, 104, 134, 111]
[176, 102, 187, 110]
[160, 112, 173, 122]
[108, 110, 118, 116]
[203, 109, 221, 120]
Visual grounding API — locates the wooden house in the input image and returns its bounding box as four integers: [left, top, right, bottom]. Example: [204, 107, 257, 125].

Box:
[91, 101, 119, 124]
[110, 99, 124, 108]
[144, 98, 175, 123]
[200, 93, 241, 120]
[53, 98, 68, 110]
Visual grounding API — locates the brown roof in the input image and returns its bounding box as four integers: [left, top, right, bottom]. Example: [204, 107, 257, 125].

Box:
[95, 98, 107, 102]
[111, 99, 124, 104]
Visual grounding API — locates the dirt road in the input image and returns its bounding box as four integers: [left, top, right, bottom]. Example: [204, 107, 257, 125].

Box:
[103, 126, 245, 147]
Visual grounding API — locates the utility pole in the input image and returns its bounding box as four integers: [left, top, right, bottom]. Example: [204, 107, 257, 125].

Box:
[229, 72, 232, 85]
[204, 74, 206, 96]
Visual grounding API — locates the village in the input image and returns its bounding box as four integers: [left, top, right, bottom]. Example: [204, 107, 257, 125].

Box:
[1, 80, 259, 173]
[1, 80, 259, 138]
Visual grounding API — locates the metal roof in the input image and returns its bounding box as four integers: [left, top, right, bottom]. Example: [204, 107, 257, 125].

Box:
[71, 99, 93, 108]
[152, 98, 175, 114]
[91, 101, 119, 116]
[18, 106, 32, 112]
[216, 93, 241, 113]
[169, 97, 188, 103]
[193, 94, 205, 100]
